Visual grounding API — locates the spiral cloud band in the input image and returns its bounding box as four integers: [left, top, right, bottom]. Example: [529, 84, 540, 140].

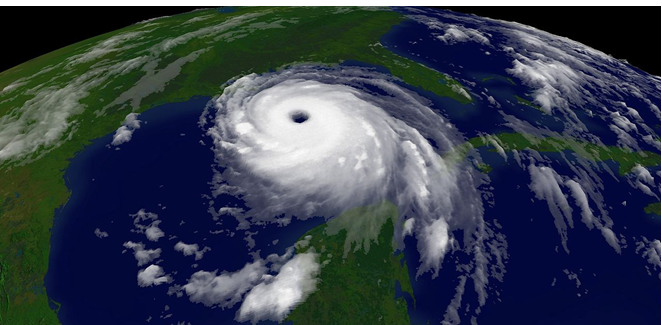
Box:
[207, 65, 489, 276]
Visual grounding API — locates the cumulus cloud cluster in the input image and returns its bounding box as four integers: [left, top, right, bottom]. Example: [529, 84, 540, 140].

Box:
[413, 14, 490, 45]
[174, 241, 211, 260]
[636, 237, 661, 278]
[184, 260, 267, 308]
[111, 113, 142, 146]
[130, 209, 165, 242]
[94, 228, 109, 238]
[181, 238, 319, 323]
[121, 208, 170, 290]
[237, 252, 320, 323]
[116, 205, 323, 322]
[138, 264, 172, 287]
[123, 241, 162, 266]
[629, 164, 660, 199]
[410, 7, 660, 157]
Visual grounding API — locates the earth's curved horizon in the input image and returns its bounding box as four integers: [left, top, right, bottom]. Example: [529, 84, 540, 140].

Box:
[0, 6, 659, 325]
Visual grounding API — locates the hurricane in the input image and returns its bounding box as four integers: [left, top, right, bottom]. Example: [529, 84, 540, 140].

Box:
[205, 65, 498, 280]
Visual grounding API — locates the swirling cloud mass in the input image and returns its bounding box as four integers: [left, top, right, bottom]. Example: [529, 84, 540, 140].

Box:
[206, 65, 493, 281]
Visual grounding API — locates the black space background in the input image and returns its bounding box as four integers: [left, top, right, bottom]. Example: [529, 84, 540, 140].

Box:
[1, 7, 660, 76]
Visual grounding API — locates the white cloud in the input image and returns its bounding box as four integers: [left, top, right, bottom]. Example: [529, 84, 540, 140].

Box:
[642, 135, 661, 151]
[632, 164, 655, 185]
[129, 209, 167, 241]
[158, 13, 265, 52]
[265, 247, 295, 273]
[131, 208, 158, 223]
[122, 112, 141, 129]
[111, 113, 141, 146]
[67, 31, 148, 66]
[94, 228, 109, 238]
[408, 8, 658, 160]
[451, 83, 471, 100]
[441, 275, 467, 325]
[636, 182, 657, 197]
[145, 223, 165, 242]
[417, 218, 451, 278]
[646, 240, 662, 270]
[403, 218, 415, 236]
[564, 179, 594, 229]
[564, 179, 621, 254]
[609, 122, 642, 152]
[486, 135, 507, 161]
[599, 227, 621, 254]
[183, 14, 214, 24]
[630, 166, 659, 199]
[506, 57, 580, 114]
[0, 49, 153, 164]
[412, 14, 490, 45]
[485, 94, 501, 108]
[138, 264, 172, 287]
[636, 238, 661, 278]
[209, 206, 245, 221]
[183, 260, 267, 308]
[123, 241, 162, 266]
[528, 164, 574, 253]
[111, 126, 133, 146]
[1, 81, 27, 94]
[563, 269, 581, 288]
[437, 25, 490, 45]
[174, 241, 211, 260]
[0, 10, 270, 164]
[610, 112, 637, 132]
[237, 252, 320, 324]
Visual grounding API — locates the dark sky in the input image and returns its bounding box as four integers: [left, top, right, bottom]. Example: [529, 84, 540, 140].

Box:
[1, 7, 660, 76]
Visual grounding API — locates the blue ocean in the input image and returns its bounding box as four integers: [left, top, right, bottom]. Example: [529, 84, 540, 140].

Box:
[45, 97, 324, 325]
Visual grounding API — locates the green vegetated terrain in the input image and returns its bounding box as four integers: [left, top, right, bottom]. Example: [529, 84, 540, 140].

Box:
[513, 94, 545, 112]
[456, 132, 660, 176]
[644, 202, 661, 216]
[0, 7, 466, 324]
[445, 132, 660, 216]
[286, 201, 413, 325]
[475, 162, 493, 173]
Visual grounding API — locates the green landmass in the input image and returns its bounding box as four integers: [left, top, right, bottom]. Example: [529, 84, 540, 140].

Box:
[475, 162, 493, 173]
[448, 132, 660, 176]
[513, 94, 545, 112]
[286, 201, 413, 325]
[0, 7, 467, 323]
[644, 202, 661, 216]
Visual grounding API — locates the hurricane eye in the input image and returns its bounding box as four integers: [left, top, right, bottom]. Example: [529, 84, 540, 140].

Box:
[289, 110, 310, 124]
